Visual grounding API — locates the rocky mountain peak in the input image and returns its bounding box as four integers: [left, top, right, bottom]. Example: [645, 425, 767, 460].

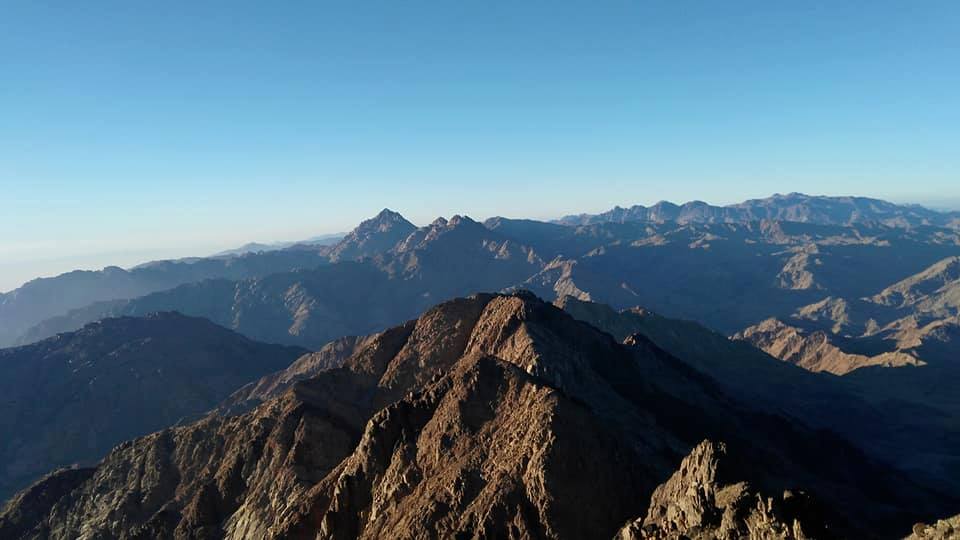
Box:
[616, 440, 832, 540]
[369, 207, 409, 225]
[328, 209, 417, 261]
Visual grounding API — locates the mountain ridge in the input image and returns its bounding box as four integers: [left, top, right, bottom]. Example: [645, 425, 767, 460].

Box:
[558, 193, 960, 229]
[0, 312, 306, 500]
[1, 292, 950, 539]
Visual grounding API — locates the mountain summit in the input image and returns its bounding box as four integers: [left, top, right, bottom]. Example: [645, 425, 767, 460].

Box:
[328, 209, 417, 261]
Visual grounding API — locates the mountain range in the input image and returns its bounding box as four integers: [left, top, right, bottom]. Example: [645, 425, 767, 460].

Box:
[2, 193, 960, 538]
[558, 192, 960, 229]
[1, 292, 950, 539]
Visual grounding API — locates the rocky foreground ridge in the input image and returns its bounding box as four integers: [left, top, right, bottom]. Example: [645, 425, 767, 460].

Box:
[0, 292, 952, 539]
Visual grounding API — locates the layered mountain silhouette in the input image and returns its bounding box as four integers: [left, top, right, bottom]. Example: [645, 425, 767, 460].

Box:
[559, 192, 960, 229]
[1, 292, 949, 539]
[0, 249, 331, 347]
[3, 194, 960, 537]
[17, 214, 542, 349]
[0, 313, 305, 501]
[7, 197, 960, 352]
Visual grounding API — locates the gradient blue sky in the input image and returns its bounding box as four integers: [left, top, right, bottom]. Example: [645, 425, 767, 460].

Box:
[1, 1, 958, 291]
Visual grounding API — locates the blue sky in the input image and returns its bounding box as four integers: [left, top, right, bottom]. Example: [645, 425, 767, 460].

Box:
[1, 1, 958, 291]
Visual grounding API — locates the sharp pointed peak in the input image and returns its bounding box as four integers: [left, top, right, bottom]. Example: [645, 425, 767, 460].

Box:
[349, 209, 415, 234]
[368, 208, 411, 223]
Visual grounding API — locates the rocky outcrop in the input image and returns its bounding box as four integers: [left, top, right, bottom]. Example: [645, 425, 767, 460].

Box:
[734, 318, 922, 375]
[0, 468, 94, 540]
[868, 257, 960, 322]
[907, 514, 960, 539]
[615, 441, 832, 540]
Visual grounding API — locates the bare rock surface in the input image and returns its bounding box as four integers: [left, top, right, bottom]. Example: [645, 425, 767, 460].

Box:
[907, 514, 960, 539]
[0, 293, 950, 539]
[616, 441, 832, 540]
[734, 318, 922, 375]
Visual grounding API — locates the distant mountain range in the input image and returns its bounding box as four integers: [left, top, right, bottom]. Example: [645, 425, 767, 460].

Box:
[4, 195, 959, 350]
[0, 248, 331, 347]
[559, 192, 960, 229]
[211, 232, 345, 257]
[3, 193, 960, 537]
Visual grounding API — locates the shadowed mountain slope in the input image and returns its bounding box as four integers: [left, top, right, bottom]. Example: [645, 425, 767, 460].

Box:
[555, 295, 960, 497]
[0, 313, 305, 501]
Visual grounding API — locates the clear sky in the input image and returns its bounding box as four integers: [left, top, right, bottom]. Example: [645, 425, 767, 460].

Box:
[1, 1, 958, 292]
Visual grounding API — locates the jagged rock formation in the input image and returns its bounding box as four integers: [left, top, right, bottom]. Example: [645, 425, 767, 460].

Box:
[615, 441, 832, 540]
[0, 293, 947, 539]
[907, 514, 960, 539]
[734, 318, 922, 375]
[0, 313, 305, 500]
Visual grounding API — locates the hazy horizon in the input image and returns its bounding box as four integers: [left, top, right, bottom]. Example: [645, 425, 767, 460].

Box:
[3, 191, 958, 294]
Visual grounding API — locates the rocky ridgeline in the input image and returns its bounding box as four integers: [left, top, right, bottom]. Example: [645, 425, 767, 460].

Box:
[1, 293, 945, 539]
